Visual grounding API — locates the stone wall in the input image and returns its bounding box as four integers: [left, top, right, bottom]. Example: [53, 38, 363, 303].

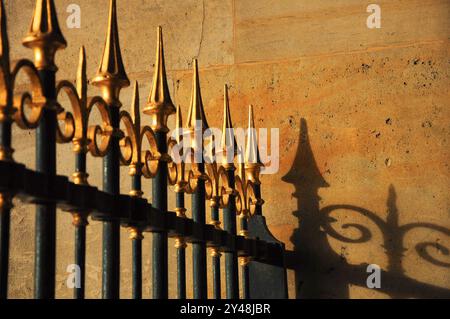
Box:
[5, 0, 450, 298]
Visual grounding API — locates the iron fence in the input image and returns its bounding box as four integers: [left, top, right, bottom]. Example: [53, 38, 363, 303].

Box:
[0, 0, 287, 299]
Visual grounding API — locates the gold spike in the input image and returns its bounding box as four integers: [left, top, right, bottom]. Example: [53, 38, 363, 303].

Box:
[237, 147, 246, 181]
[220, 84, 237, 167]
[245, 105, 263, 183]
[72, 46, 89, 154]
[22, 0, 67, 71]
[130, 81, 140, 130]
[76, 46, 87, 103]
[144, 26, 175, 133]
[0, 0, 10, 72]
[175, 104, 183, 144]
[175, 104, 182, 130]
[186, 59, 209, 132]
[91, 0, 130, 106]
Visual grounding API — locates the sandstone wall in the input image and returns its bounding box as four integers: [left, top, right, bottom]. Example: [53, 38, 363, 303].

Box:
[5, 0, 450, 298]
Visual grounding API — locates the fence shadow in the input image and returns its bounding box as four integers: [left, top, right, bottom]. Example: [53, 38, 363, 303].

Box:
[283, 118, 450, 299]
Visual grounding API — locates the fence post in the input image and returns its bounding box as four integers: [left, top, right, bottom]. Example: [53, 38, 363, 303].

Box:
[245, 105, 288, 299]
[186, 59, 208, 299]
[143, 26, 175, 299]
[168, 105, 188, 299]
[91, 0, 130, 299]
[221, 85, 239, 299]
[22, 0, 67, 299]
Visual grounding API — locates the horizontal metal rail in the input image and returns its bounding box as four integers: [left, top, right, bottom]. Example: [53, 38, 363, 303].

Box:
[0, 160, 284, 267]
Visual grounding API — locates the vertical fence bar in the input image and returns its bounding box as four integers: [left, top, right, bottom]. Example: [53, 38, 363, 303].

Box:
[143, 26, 175, 299]
[175, 191, 186, 299]
[0, 1, 14, 299]
[221, 85, 239, 299]
[130, 225, 143, 299]
[72, 211, 87, 299]
[0, 1, 12, 295]
[152, 131, 168, 298]
[210, 201, 221, 299]
[187, 59, 208, 299]
[169, 104, 187, 299]
[125, 82, 144, 300]
[22, 0, 67, 299]
[244, 104, 268, 299]
[239, 214, 250, 299]
[223, 174, 238, 299]
[35, 71, 57, 299]
[0, 193, 11, 300]
[192, 166, 207, 298]
[91, 0, 130, 299]
[69, 46, 90, 299]
[102, 107, 121, 299]
[0, 113, 12, 299]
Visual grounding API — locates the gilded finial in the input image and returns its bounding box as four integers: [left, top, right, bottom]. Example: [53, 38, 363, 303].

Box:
[126, 81, 142, 174]
[22, 0, 67, 71]
[175, 104, 183, 144]
[131, 81, 140, 131]
[71, 46, 90, 154]
[220, 84, 237, 167]
[245, 105, 263, 183]
[186, 59, 209, 133]
[168, 104, 188, 192]
[91, 0, 130, 106]
[76, 46, 87, 106]
[144, 26, 175, 133]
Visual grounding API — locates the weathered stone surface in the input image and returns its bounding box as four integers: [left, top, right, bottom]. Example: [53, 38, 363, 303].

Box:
[4, 0, 449, 299]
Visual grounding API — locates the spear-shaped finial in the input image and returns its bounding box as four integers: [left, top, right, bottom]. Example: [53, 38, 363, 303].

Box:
[175, 104, 183, 144]
[76, 46, 87, 104]
[186, 59, 209, 132]
[91, 0, 130, 105]
[144, 26, 175, 133]
[22, 0, 67, 71]
[70, 46, 90, 155]
[220, 84, 237, 167]
[131, 80, 140, 131]
[245, 105, 263, 183]
[0, 0, 10, 73]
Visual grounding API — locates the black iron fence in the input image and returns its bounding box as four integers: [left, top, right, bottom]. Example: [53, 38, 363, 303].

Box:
[0, 0, 287, 299]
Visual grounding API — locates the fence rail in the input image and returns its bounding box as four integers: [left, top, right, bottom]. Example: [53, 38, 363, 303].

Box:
[0, 0, 287, 299]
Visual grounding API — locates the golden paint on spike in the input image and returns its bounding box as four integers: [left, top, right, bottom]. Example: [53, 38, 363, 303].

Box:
[76, 46, 87, 104]
[69, 46, 91, 154]
[130, 81, 141, 133]
[144, 26, 175, 133]
[245, 105, 263, 184]
[22, 0, 67, 71]
[91, 0, 130, 107]
[220, 84, 237, 168]
[123, 81, 143, 175]
[168, 104, 188, 192]
[186, 59, 209, 133]
[175, 104, 183, 144]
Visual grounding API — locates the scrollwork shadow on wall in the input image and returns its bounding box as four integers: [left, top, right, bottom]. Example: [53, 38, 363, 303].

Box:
[283, 118, 450, 299]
